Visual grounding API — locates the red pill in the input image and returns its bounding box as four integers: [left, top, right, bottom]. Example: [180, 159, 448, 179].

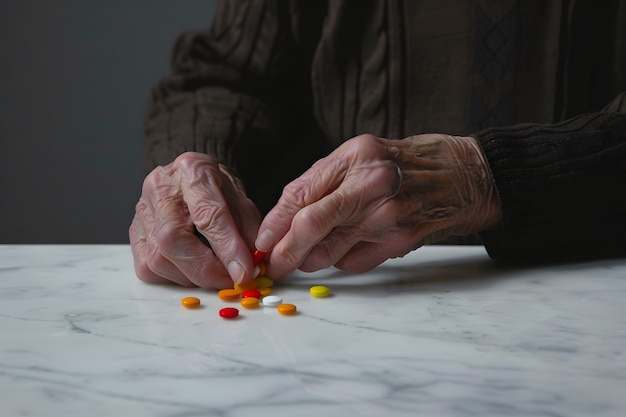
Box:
[252, 250, 266, 266]
[219, 307, 239, 319]
[241, 289, 262, 299]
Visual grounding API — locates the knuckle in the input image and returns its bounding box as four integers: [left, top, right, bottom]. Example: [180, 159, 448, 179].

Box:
[173, 151, 202, 167]
[154, 221, 183, 256]
[191, 201, 228, 235]
[142, 167, 165, 193]
[275, 246, 303, 269]
[281, 180, 310, 208]
[145, 249, 171, 277]
[293, 205, 330, 237]
[349, 133, 379, 151]
[134, 259, 156, 283]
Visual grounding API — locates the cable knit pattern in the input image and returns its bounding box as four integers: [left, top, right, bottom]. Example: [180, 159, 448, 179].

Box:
[476, 101, 626, 260]
[144, 0, 626, 258]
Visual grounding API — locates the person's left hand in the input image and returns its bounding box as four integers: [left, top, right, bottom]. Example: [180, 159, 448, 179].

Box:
[255, 133, 501, 280]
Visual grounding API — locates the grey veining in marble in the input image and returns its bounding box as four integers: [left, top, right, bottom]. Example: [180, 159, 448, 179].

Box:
[0, 245, 625, 417]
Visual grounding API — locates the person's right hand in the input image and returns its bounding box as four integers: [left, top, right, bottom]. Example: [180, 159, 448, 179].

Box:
[129, 152, 261, 289]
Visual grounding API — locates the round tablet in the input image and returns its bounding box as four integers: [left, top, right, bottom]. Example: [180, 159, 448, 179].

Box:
[258, 262, 267, 277]
[255, 277, 274, 288]
[252, 249, 266, 265]
[310, 285, 331, 298]
[219, 307, 239, 319]
[234, 280, 258, 292]
[277, 303, 297, 316]
[241, 289, 262, 299]
[240, 297, 260, 309]
[262, 295, 282, 307]
[181, 297, 201, 308]
[218, 289, 241, 301]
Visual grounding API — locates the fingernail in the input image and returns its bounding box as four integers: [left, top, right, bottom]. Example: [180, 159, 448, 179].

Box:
[227, 261, 245, 284]
[255, 229, 275, 252]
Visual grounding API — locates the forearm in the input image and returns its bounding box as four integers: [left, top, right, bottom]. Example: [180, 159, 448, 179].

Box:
[475, 98, 626, 261]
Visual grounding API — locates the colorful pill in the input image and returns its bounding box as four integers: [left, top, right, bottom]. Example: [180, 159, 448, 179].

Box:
[262, 295, 283, 307]
[255, 277, 274, 288]
[181, 297, 201, 308]
[277, 303, 297, 316]
[241, 289, 262, 299]
[218, 289, 241, 301]
[252, 249, 266, 265]
[258, 287, 272, 297]
[219, 307, 239, 319]
[258, 261, 267, 277]
[240, 297, 260, 309]
[310, 285, 331, 298]
[234, 280, 258, 292]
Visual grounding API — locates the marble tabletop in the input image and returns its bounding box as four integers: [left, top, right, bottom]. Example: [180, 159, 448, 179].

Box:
[1, 245, 625, 417]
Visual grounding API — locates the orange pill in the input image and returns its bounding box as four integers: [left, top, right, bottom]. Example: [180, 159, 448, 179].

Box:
[240, 297, 260, 309]
[234, 280, 258, 292]
[218, 289, 241, 301]
[277, 303, 297, 316]
[258, 262, 267, 277]
[181, 297, 201, 308]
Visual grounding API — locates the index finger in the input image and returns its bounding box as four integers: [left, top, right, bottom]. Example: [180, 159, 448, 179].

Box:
[180, 161, 254, 284]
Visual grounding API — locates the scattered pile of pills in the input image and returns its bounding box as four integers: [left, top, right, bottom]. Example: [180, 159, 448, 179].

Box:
[181, 250, 332, 320]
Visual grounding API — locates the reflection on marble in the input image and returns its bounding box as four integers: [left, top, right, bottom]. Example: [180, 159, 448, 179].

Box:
[0, 245, 625, 417]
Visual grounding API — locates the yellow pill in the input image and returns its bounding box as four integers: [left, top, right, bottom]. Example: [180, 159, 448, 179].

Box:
[258, 287, 273, 298]
[181, 297, 201, 308]
[218, 289, 241, 301]
[277, 303, 297, 316]
[234, 280, 258, 292]
[255, 277, 274, 288]
[310, 285, 330, 298]
[240, 297, 260, 309]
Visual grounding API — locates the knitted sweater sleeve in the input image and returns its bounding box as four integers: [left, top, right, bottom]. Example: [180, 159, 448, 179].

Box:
[143, 0, 325, 211]
[475, 92, 626, 262]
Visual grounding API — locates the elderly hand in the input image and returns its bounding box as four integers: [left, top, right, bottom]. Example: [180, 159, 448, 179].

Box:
[256, 134, 501, 280]
[129, 152, 261, 289]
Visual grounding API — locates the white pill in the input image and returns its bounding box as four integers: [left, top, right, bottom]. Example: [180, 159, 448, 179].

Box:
[262, 295, 282, 307]
[252, 265, 260, 278]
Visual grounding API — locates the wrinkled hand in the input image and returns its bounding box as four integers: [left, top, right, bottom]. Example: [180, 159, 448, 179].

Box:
[256, 134, 501, 279]
[130, 152, 261, 289]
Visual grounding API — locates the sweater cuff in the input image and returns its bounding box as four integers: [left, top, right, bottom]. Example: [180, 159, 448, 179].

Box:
[474, 111, 626, 262]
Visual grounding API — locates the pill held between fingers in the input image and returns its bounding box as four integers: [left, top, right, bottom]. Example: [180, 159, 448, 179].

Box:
[310, 285, 331, 298]
[252, 249, 266, 266]
[219, 307, 239, 319]
[277, 303, 297, 316]
[262, 295, 282, 307]
[218, 289, 241, 301]
[240, 297, 260, 309]
[181, 297, 201, 308]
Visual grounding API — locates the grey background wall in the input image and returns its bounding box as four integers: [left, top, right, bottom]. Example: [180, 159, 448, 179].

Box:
[0, 0, 216, 243]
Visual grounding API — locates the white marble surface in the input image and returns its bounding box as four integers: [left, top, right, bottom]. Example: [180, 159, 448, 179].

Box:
[1, 245, 625, 417]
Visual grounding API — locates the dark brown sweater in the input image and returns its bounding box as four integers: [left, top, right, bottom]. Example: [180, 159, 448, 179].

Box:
[145, 0, 626, 262]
